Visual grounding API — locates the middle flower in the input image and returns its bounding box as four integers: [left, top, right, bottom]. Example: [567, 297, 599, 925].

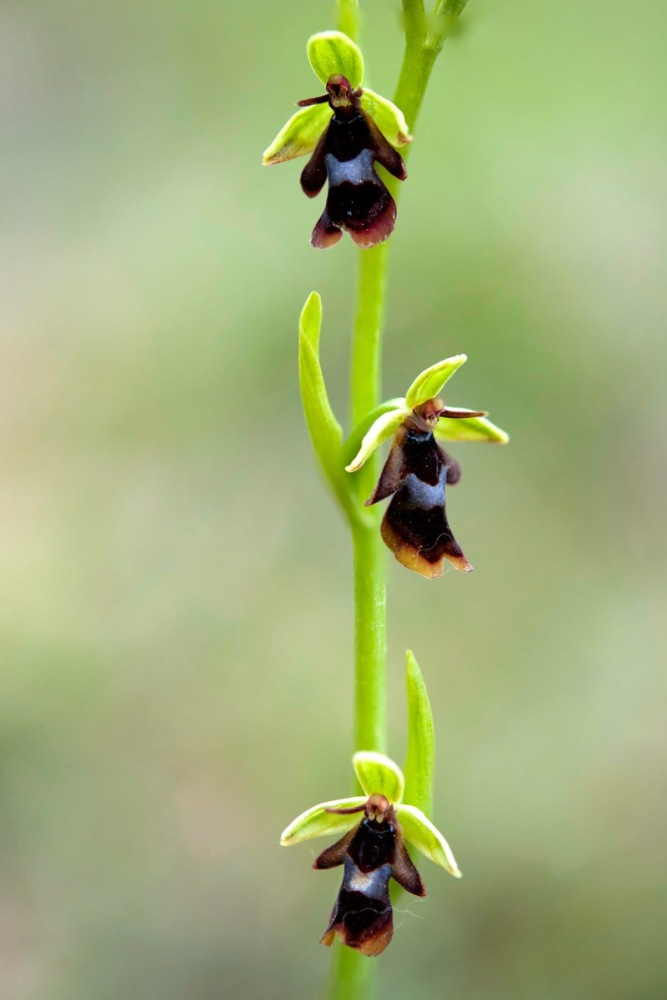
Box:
[345, 355, 510, 578]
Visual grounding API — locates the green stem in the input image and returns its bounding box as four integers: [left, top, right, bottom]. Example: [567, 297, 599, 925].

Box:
[328, 9, 466, 1000]
[352, 517, 387, 753]
[337, 0, 360, 43]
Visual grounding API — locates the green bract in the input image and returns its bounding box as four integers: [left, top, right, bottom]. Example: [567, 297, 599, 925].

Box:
[345, 354, 509, 473]
[297, 292, 362, 524]
[404, 650, 435, 817]
[262, 31, 411, 167]
[280, 750, 461, 878]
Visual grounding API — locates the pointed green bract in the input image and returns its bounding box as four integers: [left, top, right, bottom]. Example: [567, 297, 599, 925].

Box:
[361, 88, 412, 147]
[280, 797, 366, 845]
[263, 103, 331, 165]
[435, 411, 510, 444]
[298, 293, 358, 521]
[353, 751, 404, 803]
[405, 354, 467, 408]
[403, 651, 435, 817]
[345, 406, 406, 473]
[307, 31, 364, 88]
[397, 803, 461, 877]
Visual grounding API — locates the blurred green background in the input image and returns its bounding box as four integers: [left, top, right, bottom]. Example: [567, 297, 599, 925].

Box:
[1, 0, 666, 997]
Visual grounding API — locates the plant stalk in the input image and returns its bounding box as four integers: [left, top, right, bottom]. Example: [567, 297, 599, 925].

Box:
[328, 7, 465, 999]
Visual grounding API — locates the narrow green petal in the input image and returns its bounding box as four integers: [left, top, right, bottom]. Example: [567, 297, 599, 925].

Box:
[353, 751, 404, 803]
[280, 797, 366, 845]
[307, 31, 364, 88]
[345, 406, 406, 473]
[405, 355, 467, 408]
[263, 104, 331, 165]
[298, 293, 358, 522]
[360, 88, 412, 146]
[404, 651, 435, 817]
[397, 804, 461, 877]
[434, 411, 510, 444]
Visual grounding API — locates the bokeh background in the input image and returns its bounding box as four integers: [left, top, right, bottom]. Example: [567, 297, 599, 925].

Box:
[1, 0, 666, 997]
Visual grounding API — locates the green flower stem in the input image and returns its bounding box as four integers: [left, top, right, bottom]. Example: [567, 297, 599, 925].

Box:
[329, 943, 373, 1000]
[337, 0, 360, 43]
[349, 244, 389, 432]
[329, 9, 468, 1000]
[352, 515, 387, 754]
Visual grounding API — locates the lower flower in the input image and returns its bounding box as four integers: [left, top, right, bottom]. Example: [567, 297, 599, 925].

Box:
[280, 751, 461, 956]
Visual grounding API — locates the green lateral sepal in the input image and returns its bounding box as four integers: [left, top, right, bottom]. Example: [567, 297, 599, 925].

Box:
[344, 405, 406, 472]
[361, 88, 412, 147]
[263, 103, 332, 165]
[396, 804, 461, 877]
[280, 797, 366, 845]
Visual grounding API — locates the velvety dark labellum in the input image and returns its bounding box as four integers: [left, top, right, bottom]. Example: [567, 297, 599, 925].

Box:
[298, 75, 406, 249]
[367, 400, 473, 578]
[314, 795, 425, 957]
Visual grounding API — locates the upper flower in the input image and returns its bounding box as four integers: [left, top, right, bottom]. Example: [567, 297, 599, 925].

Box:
[345, 355, 509, 577]
[281, 751, 460, 956]
[263, 32, 412, 249]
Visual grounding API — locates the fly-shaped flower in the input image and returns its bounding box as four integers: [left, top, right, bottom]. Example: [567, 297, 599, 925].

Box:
[345, 355, 509, 578]
[281, 751, 460, 956]
[263, 31, 411, 249]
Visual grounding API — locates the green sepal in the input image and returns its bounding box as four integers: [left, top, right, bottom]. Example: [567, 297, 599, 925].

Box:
[342, 399, 405, 470]
[345, 405, 406, 473]
[405, 354, 467, 408]
[263, 103, 331, 165]
[403, 651, 435, 817]
[307, 31, 364, 88]
[360, 88, 412, 147]
[280, 797, 366, 845]
[353, 751, 404, 803]
[435, 410, 510, 444]
[298, 293, 357, 522]
[396, 803, 461, 877]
